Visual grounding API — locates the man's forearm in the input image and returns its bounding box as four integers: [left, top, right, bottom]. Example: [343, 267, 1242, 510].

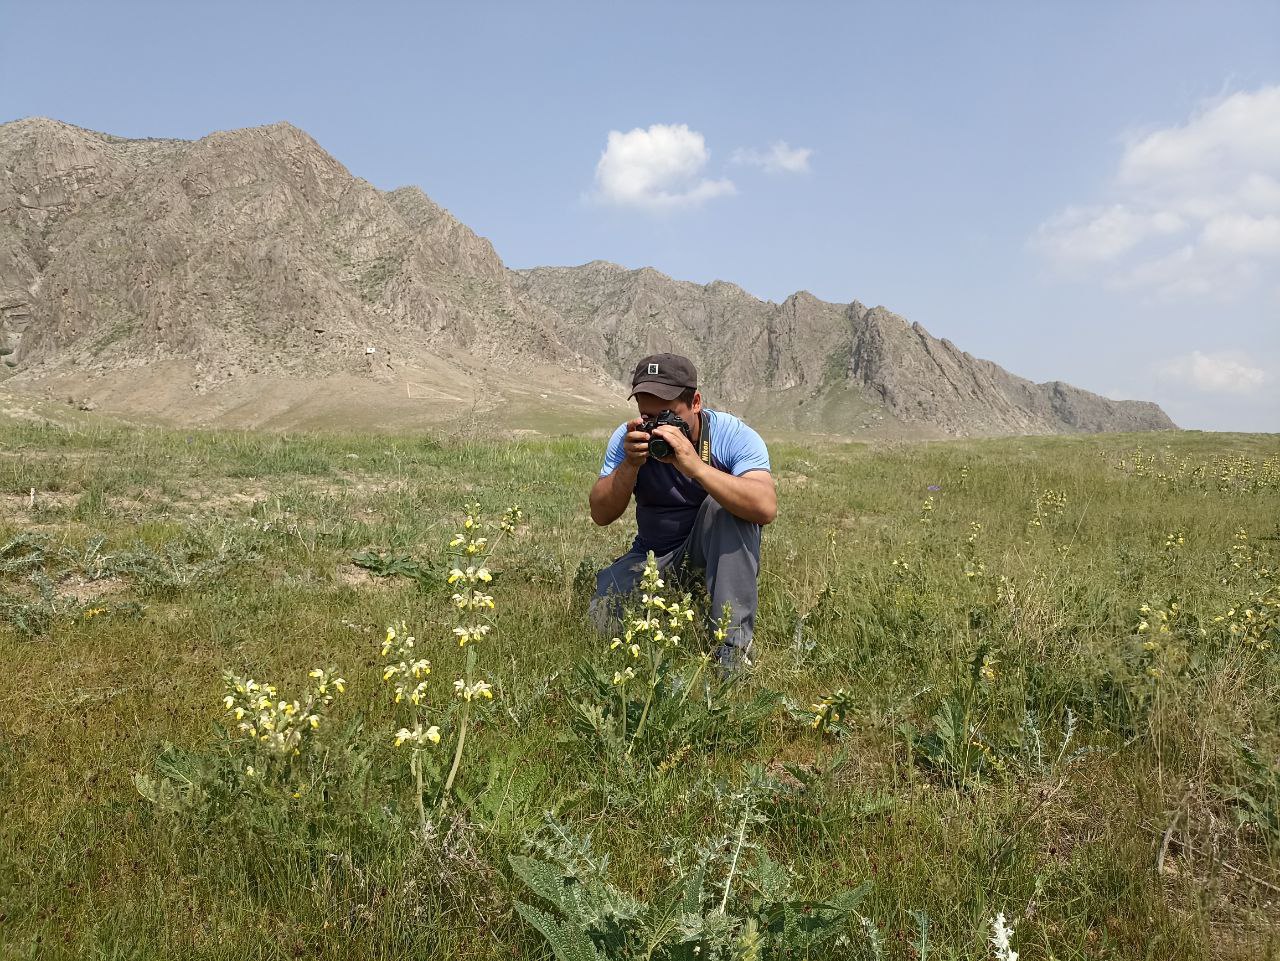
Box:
[590, 462, 640, 525]
[688, 463, 776, 525]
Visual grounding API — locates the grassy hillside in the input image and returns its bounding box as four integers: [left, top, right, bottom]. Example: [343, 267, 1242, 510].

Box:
[1, 421, 1277, 959]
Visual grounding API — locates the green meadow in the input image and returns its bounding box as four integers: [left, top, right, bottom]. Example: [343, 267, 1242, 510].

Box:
[0, 421, 1277, 960]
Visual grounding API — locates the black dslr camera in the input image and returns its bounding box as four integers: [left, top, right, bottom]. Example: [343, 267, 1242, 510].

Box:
[640, 410, 692, 460]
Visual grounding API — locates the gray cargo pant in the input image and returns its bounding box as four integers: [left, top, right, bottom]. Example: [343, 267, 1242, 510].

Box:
[589, 497, 761, 665]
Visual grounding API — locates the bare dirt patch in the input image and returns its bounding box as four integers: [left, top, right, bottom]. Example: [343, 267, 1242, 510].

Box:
[58, 575, 127, 604]
[181, 487, 270, 510]
[335, 563, 392, 590]
[2, 491, 80, 524]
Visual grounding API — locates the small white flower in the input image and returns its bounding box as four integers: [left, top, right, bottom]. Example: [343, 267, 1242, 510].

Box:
[990, 913, 1018, 961]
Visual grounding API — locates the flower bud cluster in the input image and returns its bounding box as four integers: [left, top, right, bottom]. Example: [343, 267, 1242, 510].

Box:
[394, 723, 441, 748]
[446, 565, 492, 585]
[624, 555, 695, 648]
[452, 589, 495, 612]
[1214, 579, 1279, 654]
[499, 505, 524, 533]
[454, 679, 493, 701]
[381, 622, 432, 705]
[221, 667, 344, 757]
[809, 688, 852, 732]
[452, 623, 492, 646]
[990, 912, 1019, 961]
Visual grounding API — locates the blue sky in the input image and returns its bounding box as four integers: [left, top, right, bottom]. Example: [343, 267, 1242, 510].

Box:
[3, 1, 1277, 431]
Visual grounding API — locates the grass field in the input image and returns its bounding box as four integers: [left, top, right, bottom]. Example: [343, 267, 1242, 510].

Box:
[1, 420, 1277, 960]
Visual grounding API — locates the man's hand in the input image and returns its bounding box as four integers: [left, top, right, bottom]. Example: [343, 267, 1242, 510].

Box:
[650, 423, 700, 476]
[589, 420, 648, 526]
[621, 417, 651, 467]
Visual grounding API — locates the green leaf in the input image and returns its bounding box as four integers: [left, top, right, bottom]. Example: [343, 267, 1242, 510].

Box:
[514, 901, 603, 961]
[510, 854, 579, 916]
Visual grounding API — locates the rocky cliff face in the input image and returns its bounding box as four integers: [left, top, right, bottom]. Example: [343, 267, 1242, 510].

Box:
[513, 262, 857, 402]
[515, 264, 1176, 435]
[0, 117, 1175, 435]
[0, 118, 589, 386]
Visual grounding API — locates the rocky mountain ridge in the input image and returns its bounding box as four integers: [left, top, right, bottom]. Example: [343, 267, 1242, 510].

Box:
[0, 117, 1176, 435]
[514, 261, 1174, 435]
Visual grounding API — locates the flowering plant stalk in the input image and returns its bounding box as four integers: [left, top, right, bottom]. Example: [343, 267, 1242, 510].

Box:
[609, 551, 696, 753]
[381, 621, 438, 832]
[678, 601, 732, 709]
[808, 688, 852, 735]
[381, 502, 522, 822]
[439, 503, 519, 806]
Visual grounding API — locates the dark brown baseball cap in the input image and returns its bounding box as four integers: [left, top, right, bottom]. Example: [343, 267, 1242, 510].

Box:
[628, 353, 698, 400]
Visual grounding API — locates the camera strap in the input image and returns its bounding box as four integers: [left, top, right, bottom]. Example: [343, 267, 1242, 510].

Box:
[698, 410, 712, 466]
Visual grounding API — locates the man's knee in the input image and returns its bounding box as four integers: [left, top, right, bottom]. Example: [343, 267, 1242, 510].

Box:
[588, 593, 619, 635]
[589, 554, 644, 634]
[698, 496, 759, 533]
[593, 555, 640, 601]
[692, 500, 762, 564]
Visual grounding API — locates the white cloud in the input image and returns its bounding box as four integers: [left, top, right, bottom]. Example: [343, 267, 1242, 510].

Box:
[1109, 244, 1262, 299]
[1201, 213, 1280, 256]
[1156, 350, 1268, 395]
[1032, 204, 1184, 264]
[593, 123, 735, 211]
[1033, 85, 1280, 299]
[1119, 87, 1280, 202]
[731, 141, 813, 174]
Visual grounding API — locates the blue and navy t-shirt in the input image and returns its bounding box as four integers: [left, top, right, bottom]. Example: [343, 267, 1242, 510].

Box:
[599, 408, 771, 556]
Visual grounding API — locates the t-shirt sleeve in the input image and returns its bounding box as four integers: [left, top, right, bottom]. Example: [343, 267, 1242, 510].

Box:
[722, 419, 771, 476]
[599, 423, 628, 477]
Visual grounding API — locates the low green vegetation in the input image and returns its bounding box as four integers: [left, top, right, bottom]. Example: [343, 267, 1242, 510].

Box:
[0, 420, 1277, 959]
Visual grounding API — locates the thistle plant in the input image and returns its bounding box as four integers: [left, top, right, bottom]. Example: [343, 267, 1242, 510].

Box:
[905, 646, 1010, 786]
[510, 779, 870, 960]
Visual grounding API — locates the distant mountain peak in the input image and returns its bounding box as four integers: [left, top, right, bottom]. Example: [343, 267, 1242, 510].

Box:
[0, 117, 1176, 435]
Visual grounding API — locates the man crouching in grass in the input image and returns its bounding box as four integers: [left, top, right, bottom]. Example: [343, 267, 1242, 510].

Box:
[588, 353, 776, 671]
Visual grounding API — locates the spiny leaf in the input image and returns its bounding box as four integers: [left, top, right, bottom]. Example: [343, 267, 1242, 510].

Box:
[514, 901, 603, 961]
